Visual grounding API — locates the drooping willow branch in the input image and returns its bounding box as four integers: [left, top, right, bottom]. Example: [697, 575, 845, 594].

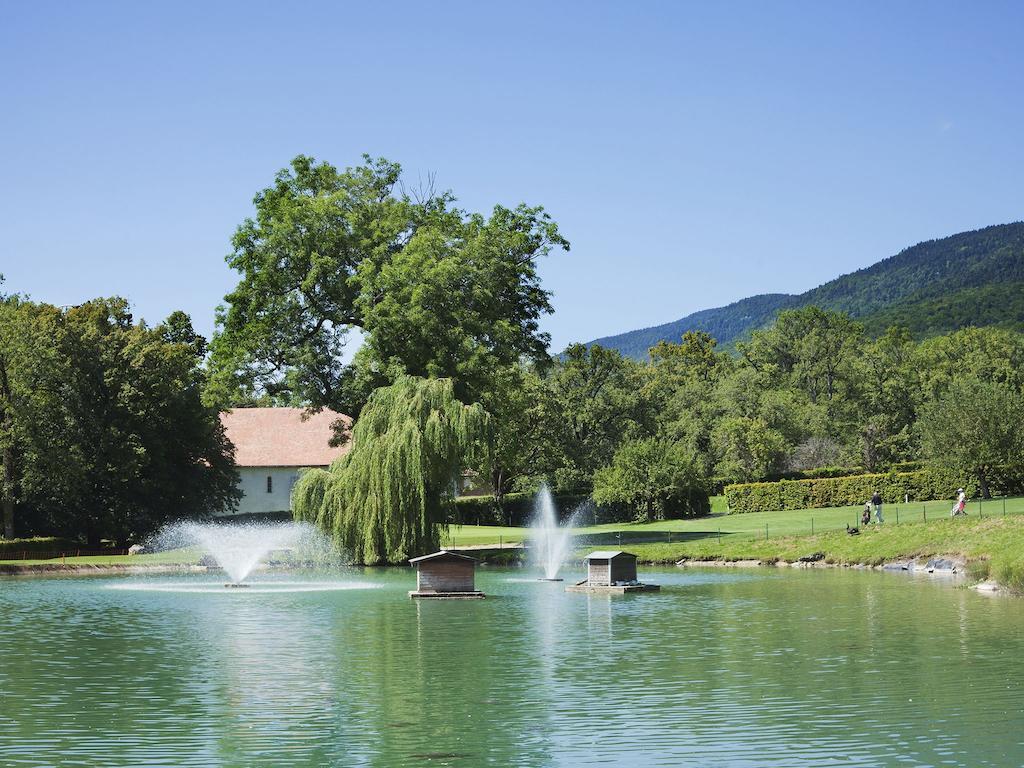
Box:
[293, 376, 491, 564]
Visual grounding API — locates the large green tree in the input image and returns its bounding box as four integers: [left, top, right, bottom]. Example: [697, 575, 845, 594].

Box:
[920, 378, 1024, 498]
[0, 298, 68, 539]
[856, 325, 918, 470]
[742, 306, 865, 406]
[649, 331, 730, 477]
[913, 326, 1024, 400]
[293, 376, 490, 564]
[207, 155, 568, 416]
[474, 364, 554, 504]
[1, 296, 239, 543]
[592, 438, 709, 522]
[540, 344, 656, 492]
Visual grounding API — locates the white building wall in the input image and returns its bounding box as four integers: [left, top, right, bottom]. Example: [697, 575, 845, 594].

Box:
[220, 466, 324, 516]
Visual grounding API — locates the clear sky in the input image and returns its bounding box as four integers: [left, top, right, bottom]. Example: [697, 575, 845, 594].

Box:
[2, 1, 1022, 351]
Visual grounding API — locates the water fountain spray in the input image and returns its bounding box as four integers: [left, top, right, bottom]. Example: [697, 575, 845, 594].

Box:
[153, 521, 323, 586]
[528, 485, 578, 581]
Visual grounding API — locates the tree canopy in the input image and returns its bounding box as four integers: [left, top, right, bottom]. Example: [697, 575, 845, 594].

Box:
[479, 311, 1024, 514]
[207, 155, 568, 416]
[592, 438, 709, 521]
[920, 379, 1024, 498]
[0, 296, 238, 542]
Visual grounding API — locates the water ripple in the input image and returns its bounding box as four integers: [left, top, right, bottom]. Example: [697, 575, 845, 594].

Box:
[1, 567, 1023, 766]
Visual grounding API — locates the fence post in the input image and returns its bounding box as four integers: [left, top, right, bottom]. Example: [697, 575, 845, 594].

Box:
[811, 518, 814, 535]
[923, 505, 926, 522]
[1004, 497, 1007, 517]
[895, 507, 899, 525]
[718, 527, 721, 544]
[765, 523, 768, 541]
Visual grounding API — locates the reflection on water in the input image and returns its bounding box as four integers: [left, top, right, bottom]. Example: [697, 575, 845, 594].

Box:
[106, 579, 381, 594]
[2, 567, 1024, 766]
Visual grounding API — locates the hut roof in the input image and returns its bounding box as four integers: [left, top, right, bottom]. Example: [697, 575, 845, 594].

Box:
[408, 550, 478, 564]
[585, 550, 635, 560]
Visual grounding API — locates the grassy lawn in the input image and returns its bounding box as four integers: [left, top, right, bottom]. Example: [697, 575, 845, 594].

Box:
[444, 495, 1024, 548]
[7, 495, 1024, 586]
[442, 494, 1024, 589]
[0, 548, 202, 567]
[626, 513, 1023, 564]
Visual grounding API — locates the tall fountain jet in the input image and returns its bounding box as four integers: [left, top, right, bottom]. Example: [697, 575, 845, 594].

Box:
[156, 521, 319, 585]
[529, 485, 576, 581]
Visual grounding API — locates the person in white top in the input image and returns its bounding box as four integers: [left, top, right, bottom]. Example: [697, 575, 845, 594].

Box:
[951, 488, 967, 516]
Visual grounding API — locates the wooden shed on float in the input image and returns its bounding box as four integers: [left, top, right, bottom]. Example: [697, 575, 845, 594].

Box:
[408, 550, 485, 599]
[566, 550, 660, 593]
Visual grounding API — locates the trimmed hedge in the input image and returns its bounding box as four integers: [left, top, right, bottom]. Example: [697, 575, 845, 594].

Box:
[0, 536, 78, 556]
[717, 462, 926, 491]
[452, 492, 589, 526]
[724, 468, 1024, 514]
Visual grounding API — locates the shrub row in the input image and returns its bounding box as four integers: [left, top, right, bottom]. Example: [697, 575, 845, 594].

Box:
[452, 492, 590, 526]
[724, 468, 1024, 514]
[713, 464, 924, 495]
[0, 536, 77, 555]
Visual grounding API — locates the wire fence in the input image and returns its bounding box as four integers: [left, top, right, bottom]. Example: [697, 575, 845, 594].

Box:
[473, 495, 1024, 548]
[0, 548, 129, 561]
[597, 495, 1024, 545]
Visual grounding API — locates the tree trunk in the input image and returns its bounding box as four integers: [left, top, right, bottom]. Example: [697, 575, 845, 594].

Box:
[0, 354, 14, 539]
[2, 495, 12, 540]
[86, 528, 101, 548]
[2, 447, 14, 539]
[978, 467, 991, 500]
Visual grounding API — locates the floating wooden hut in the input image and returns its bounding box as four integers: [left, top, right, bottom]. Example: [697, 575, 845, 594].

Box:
[408, 551, 485, 599]
[566, 550, 660, 593]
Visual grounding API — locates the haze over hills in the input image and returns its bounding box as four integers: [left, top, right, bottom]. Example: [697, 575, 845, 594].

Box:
[586, 222, 1024, 358]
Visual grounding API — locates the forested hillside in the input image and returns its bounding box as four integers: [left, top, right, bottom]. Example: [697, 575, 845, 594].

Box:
[590, 222, 1024, 357]
[587, 293, 792, 359]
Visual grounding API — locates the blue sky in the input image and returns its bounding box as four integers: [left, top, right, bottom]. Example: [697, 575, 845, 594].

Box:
[2, 1, 1022, 351]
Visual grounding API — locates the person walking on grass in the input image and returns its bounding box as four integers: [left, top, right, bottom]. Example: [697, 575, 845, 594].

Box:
[871, 490, 884, 524]
[951, 488, 967, 517]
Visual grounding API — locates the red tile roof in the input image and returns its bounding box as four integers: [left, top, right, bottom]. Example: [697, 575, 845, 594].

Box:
[220, 407, 352, 468]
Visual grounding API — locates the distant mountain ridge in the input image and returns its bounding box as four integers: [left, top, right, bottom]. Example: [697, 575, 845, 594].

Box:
[586, 222, 1024, 358]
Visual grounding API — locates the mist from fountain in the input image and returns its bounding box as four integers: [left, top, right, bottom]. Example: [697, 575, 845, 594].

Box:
[528, 485, 578, 580]
[154, 521, 333, 584]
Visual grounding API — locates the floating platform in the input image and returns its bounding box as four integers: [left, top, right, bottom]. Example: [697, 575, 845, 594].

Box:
[538, 577, 564, 582]
[408, 590, 486, 599]
[565, 581, 660, 594]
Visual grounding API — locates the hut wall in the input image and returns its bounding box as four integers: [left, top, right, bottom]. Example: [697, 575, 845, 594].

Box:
[588, 561, 611, 585]
[610, 557, 637, 583]
[417, 560, 475, 592]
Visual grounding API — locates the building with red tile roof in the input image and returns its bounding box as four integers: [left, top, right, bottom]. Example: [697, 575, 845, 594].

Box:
[219, 407, 351, 515]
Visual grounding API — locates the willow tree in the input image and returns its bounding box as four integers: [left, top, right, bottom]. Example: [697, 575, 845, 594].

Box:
[293, 376, 491, 564]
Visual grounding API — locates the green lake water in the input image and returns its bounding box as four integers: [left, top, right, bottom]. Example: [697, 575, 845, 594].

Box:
[1, 566, 1022, 767]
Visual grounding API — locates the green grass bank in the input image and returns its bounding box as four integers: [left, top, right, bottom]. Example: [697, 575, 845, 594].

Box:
[443, 495, 1024, 591]
[6, 495, 1024, 589]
